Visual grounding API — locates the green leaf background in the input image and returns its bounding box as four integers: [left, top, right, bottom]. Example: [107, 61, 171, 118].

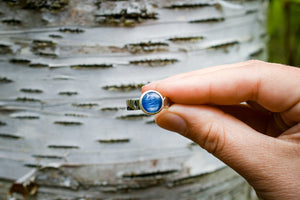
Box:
[268, 0, 300, 66]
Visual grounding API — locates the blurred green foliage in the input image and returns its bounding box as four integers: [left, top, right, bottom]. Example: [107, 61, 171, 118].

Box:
[268, 0, 300, 66]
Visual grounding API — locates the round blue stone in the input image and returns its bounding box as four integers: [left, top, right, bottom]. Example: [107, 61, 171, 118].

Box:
[141, 91, 163, 114]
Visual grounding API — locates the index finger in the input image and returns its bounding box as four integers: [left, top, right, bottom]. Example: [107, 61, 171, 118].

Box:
[142, 60, 300, 113]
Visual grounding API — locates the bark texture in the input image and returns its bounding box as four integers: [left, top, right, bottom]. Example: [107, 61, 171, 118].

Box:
[0, 0, 267, 199]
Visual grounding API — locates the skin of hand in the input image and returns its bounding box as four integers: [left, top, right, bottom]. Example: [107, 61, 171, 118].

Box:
[142, 60, 300, 200]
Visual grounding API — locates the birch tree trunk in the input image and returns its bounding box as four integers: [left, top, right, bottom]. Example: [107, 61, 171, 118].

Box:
[0, 0, 268, 199]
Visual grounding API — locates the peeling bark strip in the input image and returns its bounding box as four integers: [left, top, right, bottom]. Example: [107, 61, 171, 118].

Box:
[9, 169, 38, 199]
[125, 42, 169, 53]
[168, 36, 204, 42]
[190, 17, 225, 23]
[59, 28, 84, 33]
[12, 0, 69, 10]
[32, 40, 56, 48]
[20, 88, 43, 94]
[208, 41, 240, 49]
[95, 9, 158, 26]
[101, 107, 122, 111]
[122, 169, 178, 178]
[16, 97, 41, 103]
[164, 3, 215, 9]
[2, 18, 22, 25]
[0, 0, 267, 199]
[0, 133, 22, 140]
[70, 64, 113, 69]
[0, 43, 13, 54]
[0, 121, 6, 126]
[58, 91, 78, 96]
[48, 145, 79, 149]
[95, 1, 158, 26]
[72, 103, 99, 108]
[102, 83, 146, 91]
[129, 58, 178, 66]
[0, 76, 13, 83]
[13, 115, 40, 120]
[117, 114, 151, 120]
[97, 138, 130, 144]
[32, 154, 64, 159]
[54, 121, 83, 126]
[28, 63, 49, 68]
[9, 58, 31, 64]
[64, 113, 87, 117]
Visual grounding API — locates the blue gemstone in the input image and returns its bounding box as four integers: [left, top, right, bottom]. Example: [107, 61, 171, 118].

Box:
[141, 91, 163, 114]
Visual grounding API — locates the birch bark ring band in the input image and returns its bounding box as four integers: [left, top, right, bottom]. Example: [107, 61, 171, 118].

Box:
[126, 90, 168, 115]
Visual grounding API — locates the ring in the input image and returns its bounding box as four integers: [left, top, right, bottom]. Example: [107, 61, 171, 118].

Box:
[126, 90, 167, 115]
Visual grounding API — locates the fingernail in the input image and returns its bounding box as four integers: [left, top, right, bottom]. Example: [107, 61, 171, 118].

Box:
[155, 109, 187, 134]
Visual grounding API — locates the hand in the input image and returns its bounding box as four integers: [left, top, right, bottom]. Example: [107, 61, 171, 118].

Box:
[142, 60, 300, 200]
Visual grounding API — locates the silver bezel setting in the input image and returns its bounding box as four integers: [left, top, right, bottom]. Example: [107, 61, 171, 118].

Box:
[139, 90, 164, 115]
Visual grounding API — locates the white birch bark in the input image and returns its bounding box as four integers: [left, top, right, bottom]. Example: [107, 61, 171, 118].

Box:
[0, 0, 267, 199]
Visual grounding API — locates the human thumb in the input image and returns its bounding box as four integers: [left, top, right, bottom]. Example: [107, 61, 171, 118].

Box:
[155, 104, 279, 184]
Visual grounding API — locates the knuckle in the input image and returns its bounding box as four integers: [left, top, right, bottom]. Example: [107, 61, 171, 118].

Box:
[200, 121, 226, 155]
